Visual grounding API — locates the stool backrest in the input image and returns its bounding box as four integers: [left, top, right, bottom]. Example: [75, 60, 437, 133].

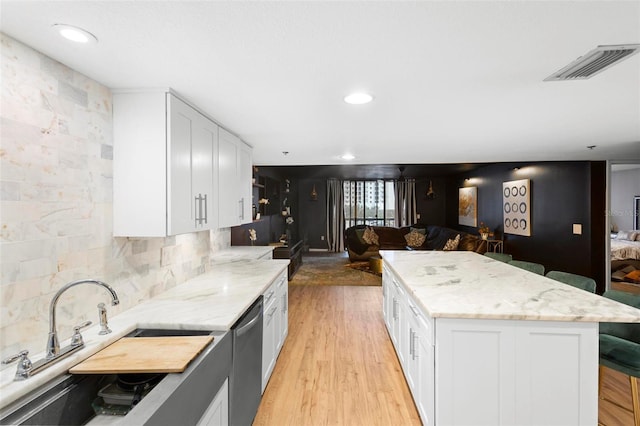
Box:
[546, 271, 596, 293]
[508, 260, 545, 275]
[600, 290, 640, 344]
[484, 252, 512, 263]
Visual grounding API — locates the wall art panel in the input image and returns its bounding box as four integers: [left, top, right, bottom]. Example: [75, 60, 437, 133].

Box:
[459, 186, 478, 227]
[503, 179, 531, 236]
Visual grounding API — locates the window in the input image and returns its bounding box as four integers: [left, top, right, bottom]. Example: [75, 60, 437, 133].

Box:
[343, 180, 395, 228]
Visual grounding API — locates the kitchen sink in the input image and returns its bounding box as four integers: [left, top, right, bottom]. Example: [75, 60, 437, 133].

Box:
[0, 373, 114, 425]
[0, 328, 216, 425]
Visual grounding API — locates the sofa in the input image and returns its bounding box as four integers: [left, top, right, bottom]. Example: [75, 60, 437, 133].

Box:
[344, 224, 486, 261]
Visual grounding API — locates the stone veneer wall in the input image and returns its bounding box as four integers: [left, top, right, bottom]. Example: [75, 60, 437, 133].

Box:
[0, 34, 230, 362]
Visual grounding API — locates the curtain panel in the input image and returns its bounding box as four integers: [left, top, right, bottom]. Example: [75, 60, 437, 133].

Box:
[326, 179, 345, 252]
[394, 178, 417, 227]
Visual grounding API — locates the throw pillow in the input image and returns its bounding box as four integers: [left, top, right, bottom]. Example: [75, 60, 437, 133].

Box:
[362, 227, 379, 245]
[410, 227, 427, 235]
[443, 234, 460, 251]
[354, 228, 366, 244]
[404, 229, 426, 247]
[624, 270, 640, 284]
[617, 230, 632, 240]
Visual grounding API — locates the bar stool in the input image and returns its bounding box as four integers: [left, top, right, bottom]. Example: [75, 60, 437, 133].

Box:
[508, 260, 545, 275]
[599, 290, 640, 426]
[484, 252, 513, 263]
[545, 270, 596, 293]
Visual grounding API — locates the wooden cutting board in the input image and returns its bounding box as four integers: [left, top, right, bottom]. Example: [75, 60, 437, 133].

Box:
[69, 336, 214, 374]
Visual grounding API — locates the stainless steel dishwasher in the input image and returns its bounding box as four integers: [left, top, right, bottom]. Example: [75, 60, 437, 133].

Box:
[230, 296, 263, 426]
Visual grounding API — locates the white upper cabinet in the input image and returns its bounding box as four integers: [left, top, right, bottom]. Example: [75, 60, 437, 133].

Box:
[218, 128, 253, 228]
[113, 91, 218, 236]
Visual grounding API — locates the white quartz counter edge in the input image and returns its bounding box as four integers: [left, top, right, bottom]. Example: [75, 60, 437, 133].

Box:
[210, 246, 274, 262]
[0, 259, 289, 410]
[380, 250, 640, 323]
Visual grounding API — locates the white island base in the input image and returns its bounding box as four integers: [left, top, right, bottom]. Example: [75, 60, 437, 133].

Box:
[381, 250, 640, 426]
[435, 318, 597, 425]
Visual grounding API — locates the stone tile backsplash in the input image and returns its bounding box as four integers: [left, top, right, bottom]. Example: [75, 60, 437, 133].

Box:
[0, 34, 229, 361]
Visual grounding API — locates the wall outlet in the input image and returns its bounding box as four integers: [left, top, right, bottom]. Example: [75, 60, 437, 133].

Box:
[573, 224, 582, 235]
[320, 235, 325, 241]
[416, 213, 421, 220]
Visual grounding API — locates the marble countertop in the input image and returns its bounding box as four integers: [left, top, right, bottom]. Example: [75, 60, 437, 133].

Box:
[381, 250, 640, 323]
[0, 258, 289, 410]
[210, 245, 274, 262]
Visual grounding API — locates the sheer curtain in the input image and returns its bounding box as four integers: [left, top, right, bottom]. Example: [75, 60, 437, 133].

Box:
[394, 178, 417, 227]
[326, 179, 345, 252]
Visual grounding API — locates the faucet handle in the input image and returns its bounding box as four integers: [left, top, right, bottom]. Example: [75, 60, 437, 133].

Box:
[70, 321, 92, 347]
[2, 350, 32, 381]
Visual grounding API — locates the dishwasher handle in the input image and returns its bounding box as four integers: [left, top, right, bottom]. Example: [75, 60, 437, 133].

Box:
[235, 312, 261, 337]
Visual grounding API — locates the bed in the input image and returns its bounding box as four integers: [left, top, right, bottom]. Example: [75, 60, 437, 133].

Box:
[610, 231, 640, 261]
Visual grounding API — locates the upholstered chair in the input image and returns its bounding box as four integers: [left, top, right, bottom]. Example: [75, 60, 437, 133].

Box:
[545, 270, 596, 293]
[483, 252, 513, 263]
[508, 260, 545, 275]
[599, 290, 640, 426]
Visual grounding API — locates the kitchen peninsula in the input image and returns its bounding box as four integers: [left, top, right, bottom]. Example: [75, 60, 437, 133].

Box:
[381, 250, 640, 426]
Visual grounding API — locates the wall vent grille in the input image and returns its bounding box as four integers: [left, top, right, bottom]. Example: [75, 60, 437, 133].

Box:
[544, 44, 640, 81]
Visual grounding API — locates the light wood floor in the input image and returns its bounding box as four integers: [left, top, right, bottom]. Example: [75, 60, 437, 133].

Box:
[254, 285, 420, 426]
[254, 284, 638, 425]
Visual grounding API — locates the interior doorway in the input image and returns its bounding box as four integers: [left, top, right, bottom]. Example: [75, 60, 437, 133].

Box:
[607, 161, 640, 293]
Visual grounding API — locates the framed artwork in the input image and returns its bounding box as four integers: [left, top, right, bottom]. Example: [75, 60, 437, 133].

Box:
[458, 186, 477, 227]
[503, 179, 531, 236]
[634, 195, 639, 231]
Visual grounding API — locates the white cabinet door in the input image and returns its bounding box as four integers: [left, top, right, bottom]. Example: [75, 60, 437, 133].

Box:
[262, 282, 278, 393]
[238, 141, 253, 224]
[217, 128, 252, 227]
[197, 378, 228, 426]
[114, 91, 218, 237]
[276, 273, 288, 352]
[417, 329, 435, 426]
[217, 128, 239, 228]
[167, 95, 217, 235]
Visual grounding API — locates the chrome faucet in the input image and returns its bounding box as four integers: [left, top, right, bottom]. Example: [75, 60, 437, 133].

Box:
[4, 279, 120, 381]
[46, 279, 119, 358]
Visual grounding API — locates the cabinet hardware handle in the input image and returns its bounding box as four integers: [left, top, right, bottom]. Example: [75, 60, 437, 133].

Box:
[410, 305, 420, 318]
[268, 306, 278, 318]
[265, 290, 275, 302]
[203, 194, 207, 224]
[194, 196, 199, 226]
[409, 328, 414, 357]
[413, 333, 419, 359]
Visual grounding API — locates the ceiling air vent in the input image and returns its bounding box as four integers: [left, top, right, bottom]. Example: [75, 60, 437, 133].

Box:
[544, 44, 640, 81]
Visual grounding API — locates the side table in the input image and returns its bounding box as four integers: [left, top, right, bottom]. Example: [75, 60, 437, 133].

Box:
[485, 239, 504, 253]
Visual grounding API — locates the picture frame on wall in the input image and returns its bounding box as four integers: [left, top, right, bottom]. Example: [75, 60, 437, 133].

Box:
[503, 178, 531, 236]
[458, 186, 478, 227]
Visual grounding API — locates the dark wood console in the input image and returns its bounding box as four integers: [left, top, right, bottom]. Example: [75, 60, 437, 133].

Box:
[272, 240, 303, 280]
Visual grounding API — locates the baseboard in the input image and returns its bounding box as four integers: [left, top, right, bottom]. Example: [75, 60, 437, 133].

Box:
[309, 248, 329, 252]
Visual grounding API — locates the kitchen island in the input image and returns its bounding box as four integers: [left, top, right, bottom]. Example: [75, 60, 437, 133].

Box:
[0, 257, 289, 417]
[381, 250, 640, 426]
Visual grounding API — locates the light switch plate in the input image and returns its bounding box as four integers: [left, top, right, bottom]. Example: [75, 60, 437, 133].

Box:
[573, 224, 582, 235]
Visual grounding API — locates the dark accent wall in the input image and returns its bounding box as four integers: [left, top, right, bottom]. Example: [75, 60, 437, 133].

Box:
[242, 162, 607, 289]
[445, 161, 606, 292]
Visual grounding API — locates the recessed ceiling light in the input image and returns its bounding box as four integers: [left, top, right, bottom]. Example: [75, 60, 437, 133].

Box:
[340, 153, 356, 161]
[344, 93, 373, 105]
[52, 24, 98, 44]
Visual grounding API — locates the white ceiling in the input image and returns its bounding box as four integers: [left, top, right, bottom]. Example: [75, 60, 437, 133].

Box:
[1, 0, 639, 166]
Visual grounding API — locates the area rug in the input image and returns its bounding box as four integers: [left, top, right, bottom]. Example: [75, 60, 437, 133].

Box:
[290, 252, 382, 286]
